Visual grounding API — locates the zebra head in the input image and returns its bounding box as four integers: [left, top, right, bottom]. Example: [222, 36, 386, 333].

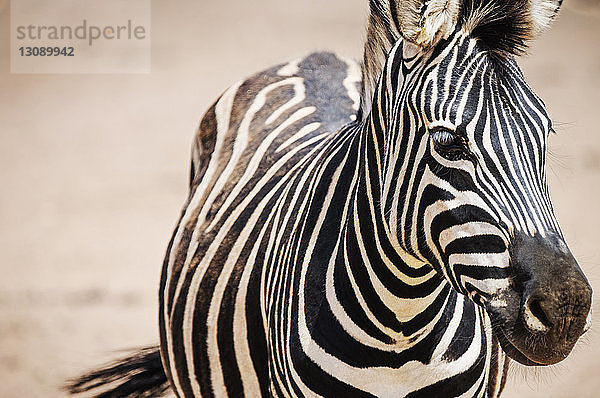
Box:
[366, 0, 592, 366]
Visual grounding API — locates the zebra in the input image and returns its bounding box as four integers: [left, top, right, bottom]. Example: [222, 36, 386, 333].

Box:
[68, 0, 593, 397]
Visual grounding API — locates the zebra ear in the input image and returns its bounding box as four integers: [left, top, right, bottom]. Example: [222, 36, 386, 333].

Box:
[530, 0, 563, 35]
[393, 0, 461, 48]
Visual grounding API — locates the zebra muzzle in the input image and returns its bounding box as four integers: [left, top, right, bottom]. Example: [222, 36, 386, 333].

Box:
[489, 233, 592, 366]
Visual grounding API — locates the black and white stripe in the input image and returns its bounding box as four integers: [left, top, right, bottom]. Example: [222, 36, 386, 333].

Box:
[157, 21, 563, 395]
[68, 1, 589, 397]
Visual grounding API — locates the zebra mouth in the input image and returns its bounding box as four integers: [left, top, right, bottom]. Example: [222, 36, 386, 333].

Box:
[485, 299, 567, 367]
[490, 308, 581, 367]
[494, 326, 546, 366]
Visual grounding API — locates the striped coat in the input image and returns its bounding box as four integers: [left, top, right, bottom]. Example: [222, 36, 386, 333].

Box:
[159, 48, 507, 397]
[67, 1, 592, 397]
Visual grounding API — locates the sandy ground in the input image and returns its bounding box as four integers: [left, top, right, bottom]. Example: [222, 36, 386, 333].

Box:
[1, 1, 599, 397]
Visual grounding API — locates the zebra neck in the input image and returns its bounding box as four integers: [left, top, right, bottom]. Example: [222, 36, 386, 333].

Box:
[333, 118, 449, 343]
[335, 120, 510, 393]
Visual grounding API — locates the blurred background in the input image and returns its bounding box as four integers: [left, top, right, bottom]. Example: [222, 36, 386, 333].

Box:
[1, 0, 599, 396]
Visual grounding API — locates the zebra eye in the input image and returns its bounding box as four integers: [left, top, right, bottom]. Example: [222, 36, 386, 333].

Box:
[430, 128, 466, 157]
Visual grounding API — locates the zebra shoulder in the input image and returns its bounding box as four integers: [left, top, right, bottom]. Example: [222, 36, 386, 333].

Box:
[188, 52, 361, 188]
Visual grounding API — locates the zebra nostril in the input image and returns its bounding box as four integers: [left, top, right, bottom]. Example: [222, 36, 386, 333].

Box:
[523, 297, 552, 333]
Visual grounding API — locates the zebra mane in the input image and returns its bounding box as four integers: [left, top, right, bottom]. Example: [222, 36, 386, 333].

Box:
[360, 0, 563, 116]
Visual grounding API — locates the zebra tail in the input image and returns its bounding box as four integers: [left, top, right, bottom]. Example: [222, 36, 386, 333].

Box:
[65, 346, 170, 397]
